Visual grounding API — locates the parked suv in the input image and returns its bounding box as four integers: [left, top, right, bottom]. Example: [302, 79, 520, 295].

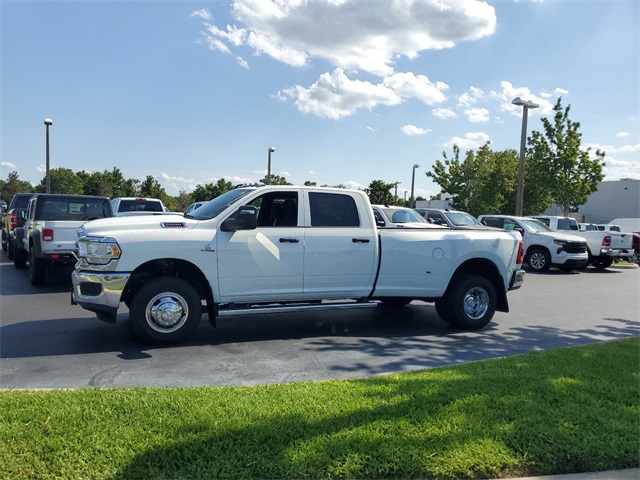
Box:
[415, 208, 490, 230]
[478, 215, 588, 272]
[13, 194, 112, 285]
[2, 193, 34, 259]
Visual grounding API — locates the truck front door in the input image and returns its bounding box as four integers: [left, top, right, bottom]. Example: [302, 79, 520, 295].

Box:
[216, 191, 304, 303]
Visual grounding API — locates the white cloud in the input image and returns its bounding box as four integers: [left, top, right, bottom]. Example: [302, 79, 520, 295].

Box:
[1, 161, 17, 169]
[281, 69, 401, 119]
[198, 1, 496, 77]
[343, 180, 366, 190]
[554, 87, 569, 95]
[432, 107, 457, 119]
[401, 125, 431, 136]
[444, 132, 491, 149]
[491, 81, 554, 116]
[601, 156, 640, 180]
[458, 86, 486, 107]
[191, 9, 212, 21]
[366, 126, 377, 132]
[584, 143, 640, 154]
[383, 72, 448, 105]
[237, 56, 249, 69]
[36, 164, 46, 174]
[617, 132, 630, 138]
[464, 107, 490, 123]
[308, 170, 316, 175]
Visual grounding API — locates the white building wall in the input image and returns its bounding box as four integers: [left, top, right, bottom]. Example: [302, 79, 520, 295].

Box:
[543, 179, 640, 223]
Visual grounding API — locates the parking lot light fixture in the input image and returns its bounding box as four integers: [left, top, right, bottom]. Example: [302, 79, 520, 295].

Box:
[44, 118, 53, 194]
[410, 163, 420, 208]
[512, 97, 539, 216]
[267, 147, 276, 185]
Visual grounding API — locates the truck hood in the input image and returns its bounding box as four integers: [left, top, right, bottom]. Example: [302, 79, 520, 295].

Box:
[80, 214, 200, 237]
[533, 231, 586, 243]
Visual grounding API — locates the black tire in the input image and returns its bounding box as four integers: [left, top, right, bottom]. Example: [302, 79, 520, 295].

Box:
[7, 237, 14, 261]
[558, 266, 576, 272]
[129, 277, 202, 344]
[435, 298, 454, 324]
[526, 248, 551, 272]
[13, 245, 27, 268]
[445, 274, 496, 330]
[1, 234, 6, 252]
[28, 246, 48, 286]
[591, 257, 613, 270]
[380, 297, 412, 307]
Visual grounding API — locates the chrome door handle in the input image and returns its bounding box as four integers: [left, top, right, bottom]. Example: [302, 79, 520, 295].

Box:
[279, 238, 299, 243]
[352, 238, 370, 243]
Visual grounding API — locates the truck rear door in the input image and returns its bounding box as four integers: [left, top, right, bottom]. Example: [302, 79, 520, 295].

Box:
[302, 191, 378, 299]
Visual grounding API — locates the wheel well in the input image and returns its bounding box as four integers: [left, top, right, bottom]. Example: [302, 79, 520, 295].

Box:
[122, 259, 212, 307]
[525, 245, 549, 259]
[448, 258, 509, 312]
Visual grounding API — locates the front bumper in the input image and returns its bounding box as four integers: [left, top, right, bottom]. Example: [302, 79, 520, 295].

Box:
[71, 270, 131, 323]
[508, 269, 525, 291]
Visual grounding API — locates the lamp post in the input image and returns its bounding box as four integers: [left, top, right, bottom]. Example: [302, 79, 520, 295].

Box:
[267, 147, 276, 185]
[512, 97, 539, 216]
[410, 163, 420, 208]
[393, 181, 401, 204]
[44, 118, 53, 194]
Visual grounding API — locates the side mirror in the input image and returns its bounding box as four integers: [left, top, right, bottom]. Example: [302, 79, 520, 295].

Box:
[376, 219, 386, 228]
[514, 227, 524, 235]
[221, 205, 258, 232]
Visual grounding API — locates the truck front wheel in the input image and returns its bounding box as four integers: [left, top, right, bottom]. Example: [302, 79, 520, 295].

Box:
[129, 277, 202, 344]
[13, 245, 27, 269]
[591, 258, 613, 270]
[526, 248, 551, 272]
[445, 274, 496, 330]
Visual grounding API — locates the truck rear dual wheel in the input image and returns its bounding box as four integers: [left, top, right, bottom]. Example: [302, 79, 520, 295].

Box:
[437, 274, 496, 330]
[129, 277, 202, 344]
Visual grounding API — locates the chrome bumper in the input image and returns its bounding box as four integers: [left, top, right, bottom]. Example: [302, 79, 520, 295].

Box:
[508, 269, 525, 291]
[71, 270, 131, 323]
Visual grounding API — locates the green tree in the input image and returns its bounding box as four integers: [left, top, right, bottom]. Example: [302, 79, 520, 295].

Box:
[528, 98, 605, 215]
[1, 171, 34, 202]
[260, 174, 293, 186]
[175, 190, 193, 211]
[427, 143, 521, 217]
[303, 181, 317, 186]
[365, 180, 395, 205]
[192, 178, 234, 202]
[36, 167, 84, 194]
[139, 175, 166, 199]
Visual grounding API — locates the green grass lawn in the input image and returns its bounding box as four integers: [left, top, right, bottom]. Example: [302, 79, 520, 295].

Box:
[1, 338, 638, 480]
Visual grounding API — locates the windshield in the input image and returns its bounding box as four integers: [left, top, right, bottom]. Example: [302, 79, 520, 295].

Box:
[520, 218, 553, 233]
[189, 188, 254, 220]
[446, 212, 481, 226]
[380, 207, 428, 223]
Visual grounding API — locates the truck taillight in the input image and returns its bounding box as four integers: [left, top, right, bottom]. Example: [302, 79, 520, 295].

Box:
[43, 228, 54, 241]
[9, 212, 17, 228]
[516, 241, 525, 264]
[602, 236, 611, 247]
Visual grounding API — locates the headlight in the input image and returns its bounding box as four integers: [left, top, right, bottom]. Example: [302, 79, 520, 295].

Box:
[77, 236, 121, 266]
[553, 239, 566, 246]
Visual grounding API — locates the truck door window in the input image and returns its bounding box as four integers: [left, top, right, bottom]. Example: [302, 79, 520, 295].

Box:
[249, 192, 298, 227]
[309, 192, 359, 227]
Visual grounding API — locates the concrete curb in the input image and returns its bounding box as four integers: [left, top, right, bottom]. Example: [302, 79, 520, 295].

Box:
[502, 467, 639, 480]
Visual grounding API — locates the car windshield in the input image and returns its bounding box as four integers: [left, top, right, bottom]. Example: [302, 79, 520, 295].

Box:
[520, 218, 553, 233]
[189, 188, 254, 220]
[381, 208, 427, 223]
[446, 212, 481, 226]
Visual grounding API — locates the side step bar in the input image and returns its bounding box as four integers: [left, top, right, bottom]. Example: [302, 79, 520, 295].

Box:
[217, 300, 378, 318]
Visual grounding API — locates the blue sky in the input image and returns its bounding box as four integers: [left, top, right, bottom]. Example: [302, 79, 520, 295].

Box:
[2, 0, 638, 199]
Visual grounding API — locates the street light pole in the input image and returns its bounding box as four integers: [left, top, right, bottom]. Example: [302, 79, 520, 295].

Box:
[410, 163, 420, 208]
[512, 97, 539, 216]
[44, 118, 53, 194]
[267, 147, 276, 185]
[393, 181, 401, 204]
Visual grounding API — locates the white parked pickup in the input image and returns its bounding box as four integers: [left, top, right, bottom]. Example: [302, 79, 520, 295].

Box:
[72, 186, 525, 344]
[531, 215, 633, 269]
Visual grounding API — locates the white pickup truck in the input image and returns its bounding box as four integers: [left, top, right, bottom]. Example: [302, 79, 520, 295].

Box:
[13, 194, 112, 285]
[532, 215, 633, 269]
[71, 186, 525, 344]
[478, 215, 588, 272]
[111, 197, 169, 216]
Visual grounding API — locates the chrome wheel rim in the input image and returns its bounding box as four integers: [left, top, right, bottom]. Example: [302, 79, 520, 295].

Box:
[145, 292, 189, 333]
[463, 287, 489, 320]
